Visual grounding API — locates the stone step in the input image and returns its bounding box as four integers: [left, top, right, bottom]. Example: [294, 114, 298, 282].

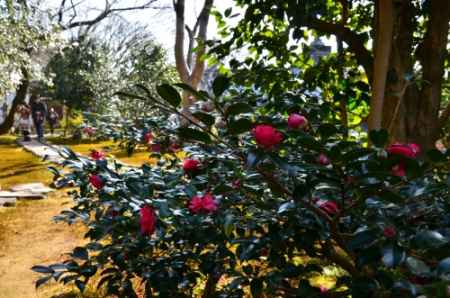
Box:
[0, 197, 16, 207]
[10, 183, 54, 194]
[0, 191, 45, 200]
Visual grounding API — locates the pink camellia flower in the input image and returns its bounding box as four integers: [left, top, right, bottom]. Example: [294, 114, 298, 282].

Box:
[383, 226, 396, 238]
[189, 194, 218, 214]
[189, 195, 205, 214]
[318, 153, 330, 165]
[90, 150, 105, 160]
[252, 124, 283, 149]
[318, 200, 339, 215]
[89, 175, 104, 189]
[287, 113, 308, 129]
[387, 143, 420, 158]
[183, 158, 200, 173]
[139, 205, 157, 236]
[202, 193, 218, 213]
[143, 132, 153, 144]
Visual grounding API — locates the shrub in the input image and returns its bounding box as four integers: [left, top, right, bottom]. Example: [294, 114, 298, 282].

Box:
[34, 77, 450, 297]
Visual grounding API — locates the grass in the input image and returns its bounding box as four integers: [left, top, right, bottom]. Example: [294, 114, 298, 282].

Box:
[0, 135, 100, 297]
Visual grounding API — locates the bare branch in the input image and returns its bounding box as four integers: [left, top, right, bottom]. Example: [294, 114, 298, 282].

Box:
[174, 0, 190, 83]
[305, 17, 373, 82]
[61, 0, 160, 30]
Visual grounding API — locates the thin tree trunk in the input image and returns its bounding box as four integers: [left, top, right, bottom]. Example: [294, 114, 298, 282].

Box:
[368, 0, 394, 131]
[0, 69, 29, 135]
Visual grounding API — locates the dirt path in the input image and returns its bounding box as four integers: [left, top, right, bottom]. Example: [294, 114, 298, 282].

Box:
[0, 142, 86, 297]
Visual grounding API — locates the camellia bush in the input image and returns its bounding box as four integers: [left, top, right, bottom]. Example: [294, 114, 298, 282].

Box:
[33, 77, 450, 297]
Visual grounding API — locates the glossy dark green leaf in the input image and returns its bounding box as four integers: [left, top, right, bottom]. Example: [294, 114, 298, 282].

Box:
[369, 129, 389, 148]
[225, 102, 253, 117]
[228, 118, 252, 135]
[177, 127, 212, 144]
[405, 257, 430, 275]
[318, 123, 338, 139]
[437, 257, 450, 276]
[192, 112, 215, 127]
[348, 230, 376, 251]
[31, 265, 54, 274]
[382, 244, 406, 268]
[427, 149, 447, 163]
[212, 75, 230, 97]
[414, 230, 448, 248]
[223, 213, 235, 238]
[36, 276, 52, 288]
[72, 247, 89, 260]
[156, 84, 181, 107]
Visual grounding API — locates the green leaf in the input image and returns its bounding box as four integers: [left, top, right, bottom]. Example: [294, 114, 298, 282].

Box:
[192, 112, 215, 127]
[223, 213, 235, 238]
[177, 127, 212, 144]
[405, 257, 430, 275]
[278, 201, 295, 214]
[318, 123, 338, 140]
[72, 247, 89, 260]
[36, 276, 52, 288]
[212, 75, 230, 97]
[414, 230, 448, 248]
[225, 102, 253, 117]
[224, 7, 232, 17]
[174, 83, 209, 100]
[348, 230, 376, 251]
[31, 265, 54, 274]
[228, 118, 252, 135]
[427, 149, 447, 163]
[437, 257, 450, 276]
[369, 129, 389, 148]
[250, 278, 263, 297]
[382, 244, 406, 268]
[156, 84, 182, 107]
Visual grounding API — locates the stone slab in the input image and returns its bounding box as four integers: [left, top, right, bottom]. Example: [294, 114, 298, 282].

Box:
[0, 191, 45, 200]
[0, 197, 16, 206]
[10, 183, 54, 194]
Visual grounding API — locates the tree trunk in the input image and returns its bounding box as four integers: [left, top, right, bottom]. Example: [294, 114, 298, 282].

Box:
[0, 69, 29, 135]
[381, 0, 450, 150]
[368, 0, 394, 131]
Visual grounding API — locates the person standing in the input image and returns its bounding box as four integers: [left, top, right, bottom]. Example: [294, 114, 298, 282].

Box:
[47, 107, 59, 135]
[18, 104, 31, 141]
[30, 94, 47, 142]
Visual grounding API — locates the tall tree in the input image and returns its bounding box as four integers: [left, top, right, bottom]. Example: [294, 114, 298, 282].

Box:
[215, 0, 450, 150]
[173, 0, 214, 106]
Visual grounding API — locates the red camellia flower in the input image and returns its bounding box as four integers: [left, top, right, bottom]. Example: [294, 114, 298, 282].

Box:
[387, 143, 420, 158]
[139, 205, 157, 236]
[169, 143, 180, 152]
[232, 179, 241, 189]
[317, 200, 339, 215]
[252, 124, 283, 149]
[143, 132, 153, 144]
[183, 158, 200, 172]
[287, 113, 308, 129]
[189, 193, 218, 214]
[383, 226, 396, 238]
[90, 150, 105, 160]
[188, 195, 204, 213]
[391, 163, 406, 177]
[151, 144, 161, 152]
[83, 127, 95, 136]
[318, 153, 330, 165]
[89, 175, 104, 189]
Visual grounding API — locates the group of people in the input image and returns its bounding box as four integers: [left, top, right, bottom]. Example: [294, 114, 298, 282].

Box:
[17, 96, 59, 142]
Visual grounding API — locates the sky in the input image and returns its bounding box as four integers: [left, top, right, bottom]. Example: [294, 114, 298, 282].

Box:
[47, 0, 236, 57]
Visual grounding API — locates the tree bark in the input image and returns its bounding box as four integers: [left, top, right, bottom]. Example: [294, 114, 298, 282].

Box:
[173, 0, 214, 107]
[368, 0, 394, 131]
[0, 69, 29, 134]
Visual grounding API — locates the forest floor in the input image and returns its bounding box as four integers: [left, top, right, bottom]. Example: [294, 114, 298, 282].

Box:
[0, 136, 154, 298]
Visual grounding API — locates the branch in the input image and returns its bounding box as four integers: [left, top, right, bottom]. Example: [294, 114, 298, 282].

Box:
[61, 0, 159, 29]
[305, 17, 373, 82]
[189, 0, 214, 89]
[174, 0, 190, 83]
